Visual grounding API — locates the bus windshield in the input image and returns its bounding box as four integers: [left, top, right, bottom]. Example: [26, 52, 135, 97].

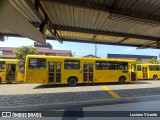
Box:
[0, 61, 5, 72]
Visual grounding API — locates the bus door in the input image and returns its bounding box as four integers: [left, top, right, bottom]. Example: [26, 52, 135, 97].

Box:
[142, 67, 148, 79]
[6, 64, 16, 82]
[48, 62, 61, 83]
[130, 64, 136, 81]
[83, 63, 94, 83]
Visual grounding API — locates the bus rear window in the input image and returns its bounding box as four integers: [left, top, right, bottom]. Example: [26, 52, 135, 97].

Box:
[64, 60, 80, 70]
[29, 58, 46, 69]
[0, 61, 5, 72]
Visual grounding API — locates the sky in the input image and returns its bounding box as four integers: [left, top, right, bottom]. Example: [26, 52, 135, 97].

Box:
[0, 37, 160, 58]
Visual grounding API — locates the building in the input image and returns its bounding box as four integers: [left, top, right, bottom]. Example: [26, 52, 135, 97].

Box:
[0, 47, 73, 59]
[107, 53, 157, 63]
[34, 42, 53, 49]
[83, 54, 99, 58]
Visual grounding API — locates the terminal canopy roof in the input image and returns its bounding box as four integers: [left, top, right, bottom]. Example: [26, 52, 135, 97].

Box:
[1, 0, 160, 49]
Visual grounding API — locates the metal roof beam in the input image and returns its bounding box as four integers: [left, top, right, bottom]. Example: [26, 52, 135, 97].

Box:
[91, 34, 97, 41]
[136, 41, 157, 49]
[40, 0, 160, 23]
[0, 1, 45, 43]
[0, 34, 5, 41]
[23, 0, 62, 43]
[157, 41, 160, 46]
[117, 38, 128, 44]
[47, 37, 160, 49]
[24, 0, 43, 21]
[51, 25, 160, 41]
[49, 38, 142, 47]
[2, 33, 160, 49]
[110, 0, 119, 10]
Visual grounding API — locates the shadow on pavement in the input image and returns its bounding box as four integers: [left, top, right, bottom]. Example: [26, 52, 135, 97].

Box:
[33, 81, 151, 89]
[0, 82, 22, 85]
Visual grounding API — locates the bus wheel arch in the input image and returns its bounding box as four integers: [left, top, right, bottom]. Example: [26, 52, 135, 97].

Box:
[7, 81, 12, 84]
[67, 76, 78, 86]
[119, 76, 126, 84]
[0, 77, 2, 83]
[153, 75, 158, 80]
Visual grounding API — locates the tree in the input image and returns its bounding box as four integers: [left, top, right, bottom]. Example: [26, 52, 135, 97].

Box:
[14, 46, 37, 61]
[136, 59, 142, 64]
[148, 57, 160, 64]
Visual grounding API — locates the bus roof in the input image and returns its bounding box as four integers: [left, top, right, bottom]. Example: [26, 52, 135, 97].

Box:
[137, 63, 160, 65]
[26, 55, 136, 62]
[0, 59, 19, 62]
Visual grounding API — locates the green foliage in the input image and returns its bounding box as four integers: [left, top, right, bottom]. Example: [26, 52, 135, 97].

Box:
[136, 59, 142, 64]
[148, 57, 160, 64]
[14, 46, 37, 61]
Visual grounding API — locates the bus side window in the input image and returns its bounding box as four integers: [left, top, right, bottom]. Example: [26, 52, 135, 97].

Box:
[29, 58, 46, 69]
[108, 61, 118, 70]
[19, 61, 25, 74]
[96, 61, 107, 70]
[96, 62, 100, 70]
[152, 65, 159, 71]
[149, 65, 153, 71]
[119, 62, 128, 70]
[64, 60, 80, 70]
[137, 65, 141, 71]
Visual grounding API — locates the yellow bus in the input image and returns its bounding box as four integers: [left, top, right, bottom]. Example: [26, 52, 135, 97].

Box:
[137, 64, 160, 80]
[0, 59, 25, 83]
[24, 55, 136, 86]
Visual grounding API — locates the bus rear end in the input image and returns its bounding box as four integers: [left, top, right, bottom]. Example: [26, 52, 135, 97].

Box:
[25, 55, 48, 84]
[0, 61, 6, 83]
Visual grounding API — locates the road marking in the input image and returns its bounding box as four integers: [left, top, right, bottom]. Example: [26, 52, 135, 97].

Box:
[102, 86, 121, 99]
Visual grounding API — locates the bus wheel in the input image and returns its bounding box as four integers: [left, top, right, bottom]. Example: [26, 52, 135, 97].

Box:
[68, 77, 77, 86]
[0, 78, 2, 84]
[153, 75, 158, 80]
[119, 77, 126, 84]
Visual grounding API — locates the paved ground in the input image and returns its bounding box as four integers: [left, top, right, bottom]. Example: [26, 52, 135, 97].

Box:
[0, 80, 160, 95]
[0, 80, 160, 108]
[1, 95, 160, 119]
